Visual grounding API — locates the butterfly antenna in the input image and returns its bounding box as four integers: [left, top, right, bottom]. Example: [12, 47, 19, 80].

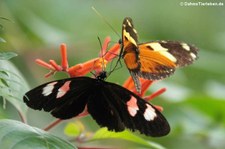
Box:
[108, 56, 123, 77]
[90, 71, 97, 78]
[88, 37, 104, 77]
[97, 36, 103, 55]
[92, 7, 123, 77]
[109, 44, 123, 73]
[92, 6, 120, 38]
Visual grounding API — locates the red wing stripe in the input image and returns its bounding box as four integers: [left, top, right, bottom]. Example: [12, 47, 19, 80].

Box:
[126, 96, 139, 117]
[56, 81, 71, 98]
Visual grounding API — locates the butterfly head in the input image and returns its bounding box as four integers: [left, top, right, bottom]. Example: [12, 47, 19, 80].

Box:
[96, 71, 107, 81]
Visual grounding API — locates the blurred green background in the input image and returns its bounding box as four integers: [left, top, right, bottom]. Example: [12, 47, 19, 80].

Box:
[1, 0, 225, 148]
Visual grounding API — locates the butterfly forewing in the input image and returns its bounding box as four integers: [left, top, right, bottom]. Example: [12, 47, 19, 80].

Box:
[24, 77, 93, 119]
[157, 41, 198, 66]
[122, 17, 140, 72]
[122, 17, 138, 49]
[122, 17, 142, 92]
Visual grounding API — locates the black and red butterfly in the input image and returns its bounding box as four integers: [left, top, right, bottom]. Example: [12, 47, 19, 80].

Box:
[23, 71, 170, 137]
[120, 17, 199, 92]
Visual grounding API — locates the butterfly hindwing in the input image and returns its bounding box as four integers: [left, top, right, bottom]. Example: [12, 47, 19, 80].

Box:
[88, 80, 170, 136]
[87, 85, 125, 131]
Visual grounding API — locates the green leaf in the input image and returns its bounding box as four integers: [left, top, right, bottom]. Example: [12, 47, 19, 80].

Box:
[0, 60, 29, 120]
[0, 17, 12, 22]
[0, 52, 17, 60]
[0, 97, 8, 117]
[0, 37, 6, 43]
[185, 96, 225, 126]
[0, 78, 9, 87]
[0, 119, 76, 149]
[91, 128, 165, 149]
[0, 71, 9, 87]
[64, 121, 84, 137]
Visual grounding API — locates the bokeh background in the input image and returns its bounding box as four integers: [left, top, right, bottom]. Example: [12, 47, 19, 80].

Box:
[1, 0, 225, 148]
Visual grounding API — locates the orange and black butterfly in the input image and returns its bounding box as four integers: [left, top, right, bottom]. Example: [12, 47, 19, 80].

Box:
[120, 17, 198, 93]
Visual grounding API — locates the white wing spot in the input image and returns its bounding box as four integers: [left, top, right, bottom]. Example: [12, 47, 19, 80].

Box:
[190, 52, 197, 59]
[42, 82, 57, 96]
[181, 43, 191, 51]
[133, 28, 137, 34]
[144, 104, 157, 121]
[127, 97, 139, 117]
[148, 42, 177, 62]
[127, 20, 132, 27]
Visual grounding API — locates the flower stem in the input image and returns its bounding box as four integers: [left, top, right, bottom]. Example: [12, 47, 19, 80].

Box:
[18, 110, 26, 124]
[43, 119, 62, 131]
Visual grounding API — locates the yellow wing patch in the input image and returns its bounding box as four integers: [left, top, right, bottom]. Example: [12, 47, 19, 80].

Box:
[139, 44, 176, 73]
